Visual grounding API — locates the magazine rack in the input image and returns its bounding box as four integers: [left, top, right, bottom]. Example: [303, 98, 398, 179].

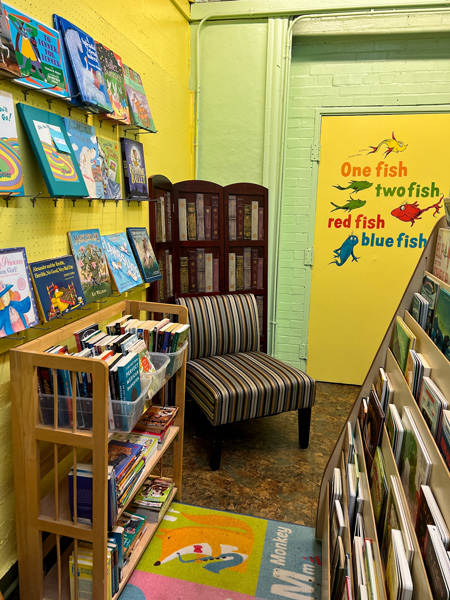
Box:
[10, 299, 188, 600]
[316, 216, 450, 599]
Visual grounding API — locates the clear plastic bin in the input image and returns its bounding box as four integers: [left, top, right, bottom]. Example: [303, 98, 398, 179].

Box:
[143, 353, 170, 399]
[164, 342, 187, 379]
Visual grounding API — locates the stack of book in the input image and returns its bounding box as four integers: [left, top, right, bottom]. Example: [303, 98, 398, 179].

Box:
[115, 511, 147, 564]
[132, 404, 179, 448]
[107, 440, 147, 507]
[129, 476, 174, 523]
[68, 463, 117, 529]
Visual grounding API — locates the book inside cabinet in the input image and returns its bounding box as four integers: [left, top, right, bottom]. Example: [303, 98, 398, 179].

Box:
[316, 216, 450, 600]
[10, 299, 188, 600]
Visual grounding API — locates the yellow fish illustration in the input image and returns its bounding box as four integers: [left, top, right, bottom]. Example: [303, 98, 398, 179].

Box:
[367, 132, 407, 158]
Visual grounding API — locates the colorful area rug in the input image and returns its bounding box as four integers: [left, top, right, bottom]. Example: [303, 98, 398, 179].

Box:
[121, 502, 322, 600]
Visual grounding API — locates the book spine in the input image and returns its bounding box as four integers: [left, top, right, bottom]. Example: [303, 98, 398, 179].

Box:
[157, 198, 163, 242]
[166, 250, 173, 298]
[165, 193, 172, 242]
[251, 248, 258, 289]
[258, 206, 264, 240]
[228, 195, 236, 241]
[197, 248, 205, 293]
[157, 251, 165, 301]
[236, 198, 244, 239]
[196, 194, 205, 241]
[229, 253, 236, 292]
[257, 257, 264, 289]
[188, 249, 197, 293]
[204, 205, 212, 240]
[251, 200, 258, 240]
[121, 142, 130, 197]
[256, 295, 264, 332]
[205, 253, 213, 293]
[160, 197, 166, 242]
[180, 256, 189, 294]
[187, 201, 196, 240]
[243, 247, 251, 290]
[211, 195, 219, 240]
[213, 258, 220, 292]
[178, 198, 187, 241]
[244, 203, 252, 240]
[236, 255, 244, 290]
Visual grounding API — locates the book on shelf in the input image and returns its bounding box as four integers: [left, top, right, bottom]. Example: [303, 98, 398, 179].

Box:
[432, 228, 450, 285]
[115, 511, 147, 562]
[444, 197, 450, 227]
[68, 229, 113, 303]
[196, 193, 205, 240]
[97, 137, 121, 199]
[0, 2, 20, 78]
[390, 316, 416, 376]
[126, 227, 162, 284]
[405, 350, 431, 402]
[95, 41, 130, 124]
[374, 367, 393, 413]
[236, 198, 244, 239]
[108, 439, 143, 481]
[437, 409, 450, 471]
[410, 292, 429, 330]
[30, 255, 86, 322]
[380, 475, 414, 569]
[370, 447, 388, 536]
[0, 91, 24, 196]
[68, 463, 117, 529]
[421, 272, 441, 335]
[418, 377, 448, 440]
[330, 535, 346, 600]
[120, 138, 148, 199]
[385, 529, 413, 600]
[424, 524, 450, 600]
[416, 484, 450, 558]
[102, 232, 143, 293]
[430, 287, 450, 360]
[133, 405, 178, 433]
[116, 352, 141, 403]
[229, 252, 236, 291]
[0, 247, 39, 337]
[386, 403, 404, 466]
[363, 538, 378, 600]
[362, 388, 385, 479]
[122, 64, 156, 133]
[131, 476, 174, 520]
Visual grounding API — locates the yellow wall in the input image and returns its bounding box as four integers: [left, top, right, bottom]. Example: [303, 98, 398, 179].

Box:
[0, 0, 192, 579]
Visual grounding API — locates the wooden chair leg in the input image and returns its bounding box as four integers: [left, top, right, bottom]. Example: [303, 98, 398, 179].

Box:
[210, 425, 223, 471]
[298, 406, 312, 449]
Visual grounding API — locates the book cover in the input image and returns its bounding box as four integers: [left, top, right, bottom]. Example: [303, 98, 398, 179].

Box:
[424, 524, 450, 600]
[122, 64, 156, 132]
[107, 439, 143, 480]
[0, 90, 24, 196]
[101, 232, 143, 294]
[421, 273, 440, 335]
[438, 410, 450, 471]
[134, 405, 178, 432]
[433, 228, 450, 285]
[418, 377, 447, 439]
[68, 229, 112, 303]
[16, 104, 88, 197]
[97, 137, 121, 199]
[3, 4, 69, 98]
[430, 288, 450, 359]
[63, 117, 103, 199]
[390, 316, 416, 376]
[0, 1, 20, 78]
[126, 227, 162, 283]
[29, 255, 86, 322]
[117, 353, 141, 403]
[54, 15, 112, 113]
[362, 388, 385, 479]
[370, 446, 388, 533]
[0, 247, 39, 337]
[133, 477, 173, 508]
[95, 41, 130, 124]
[120, 138, 148, 198]
[52, 14, 83, 107]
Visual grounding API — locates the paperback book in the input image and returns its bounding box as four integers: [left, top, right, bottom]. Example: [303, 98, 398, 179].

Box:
[0, 91, 24, 196]
[95, 42, 130, 124]
[126, 227, 161, 283]
[0, 247, 39, 337]
[17, 104, 88, 197]
[102, 232, 143, 293]
[3, 4, 69, 98]
[68, 229, 112, 303]
[0, 1, 20, 78]
[421, 272, 441, 335]
[433, 228, 450, 285]
[120, 138, 148, 199]
[430, 288, 450, 360]
[122, 64, 156, 132]
[97, 137, 121, 199]
[416, 485, 450, 558]
[63, 117, 104, 198]
[390, 316, 416, 376]
[29, 255, 86, 321]
[410, 292, 429, 330]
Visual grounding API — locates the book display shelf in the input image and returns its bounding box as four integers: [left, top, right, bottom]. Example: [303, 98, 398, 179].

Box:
[149, 177, 269, 350]
[316, 216, 450, 600]
[10, 299, 188, 600]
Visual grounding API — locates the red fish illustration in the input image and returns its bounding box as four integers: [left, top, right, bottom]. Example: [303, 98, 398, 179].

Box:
[391, 196, 442, 226]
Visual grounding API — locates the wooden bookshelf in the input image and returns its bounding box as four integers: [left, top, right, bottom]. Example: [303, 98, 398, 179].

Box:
[10, 299, 188, 600]
[316, 216, 450, 599]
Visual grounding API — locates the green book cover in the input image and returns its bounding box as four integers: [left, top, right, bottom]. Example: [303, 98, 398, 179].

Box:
[390, 316, 416, 375]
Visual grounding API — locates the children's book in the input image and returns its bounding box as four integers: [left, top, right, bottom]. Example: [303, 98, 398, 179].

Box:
[54, 15, 112, 113]
[433, 228, 450, 285]
[94, 42, 130, 124]
[97, 137, 121, 199]
[68, 229, 112, 303]
[390, 316, 416, 376]
[430, 288, 450, 359]
[101, 232, 143, 293]
[17, 104, 88, 197]
[0, 1, 20, 78]
[0, 247, 39, 337]
[438, 410, 450, 471]
[120, 138, 148, 199]
[63, 118, 104, 198]
[52, 14, 83, 107]
[117, 352, 141, 403]
[126, 227, 161, 283]
[0, 91, 24, 196]
[107, 439, 143, 480]
[362, 388, 385, 479]
[29, 255, 86, 322]
[3, 4, 69, 98]
[122, 64, 156, 132]
[421, 272, 441, 335]
[418, 377, 448, 439]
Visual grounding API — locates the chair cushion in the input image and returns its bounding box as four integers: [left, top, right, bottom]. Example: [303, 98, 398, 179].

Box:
[176, 294, 260, 360]
[186, 351, 316, 426]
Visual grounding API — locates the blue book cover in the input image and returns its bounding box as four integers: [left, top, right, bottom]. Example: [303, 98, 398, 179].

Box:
[54, 15, 112, 113]
[97, 137, 121, 199]
[29, 255, 86, 322]
[0, 91, 24, 196]
[3, 4, 69, 98]
[63, 118, 104, 198]
[52, 14, 83, 106]
[126, 227, 162, 284]
[120, 138, 148, 199]
[101, 232, 143, 294]
[68, 229, 112, 303]
[108, 439, 143, 480]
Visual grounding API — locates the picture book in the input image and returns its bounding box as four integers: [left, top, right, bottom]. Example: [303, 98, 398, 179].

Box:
[0, 1, 20, 78]
[0, 247, 39, 337]
[3, 4, 69, 98]
[126, 227, 161, 283]
[390, 316, 416, 376]
[52, 14, 83, 107]
[133, 477, 174, 508]
[424, 525, 450, 600]
[120, 138, 148, 199]
[17, 104, 88, 197]
[421, 272, 441, 335]
[0, 91, 24, 196]
[117, 352, 141, 403]
[370, 447, 388, 534]
[63, 118, 103, 198]
[416, 485, 450, 558]
[438, 410, 450, 471]
[445, 197, 450, 227]
[94, 42, 130, 124]
[122, 64, 156, 132]
[430, 288, 450, 359]
[68, 229, 112, 303]
[97, 137, 121, 199]
[101, 232, 143, 294]
[54, 15, 112, 113]
[362, 388, 385, 479]
[134, 405, 178, 432]
[29, 255, 86, 322]
[107, 439, 143, 480]
[433, 228, 450, 285]
[418, 377, 448, 439]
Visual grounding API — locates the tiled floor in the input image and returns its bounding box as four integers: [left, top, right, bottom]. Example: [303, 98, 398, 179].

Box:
[169, 381, 359, 529]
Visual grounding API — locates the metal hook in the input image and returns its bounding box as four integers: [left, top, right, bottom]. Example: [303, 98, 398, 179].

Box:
[71, 198, 77, 207]
[53, 198, 59, 207]
[96, 299, 108, 303]
[88, 199, 93, 207]
[2, 192, 12, 207]
[33, 326, 51, 330]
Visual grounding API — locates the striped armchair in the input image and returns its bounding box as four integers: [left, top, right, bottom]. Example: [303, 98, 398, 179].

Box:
[176, 294, 316, 470]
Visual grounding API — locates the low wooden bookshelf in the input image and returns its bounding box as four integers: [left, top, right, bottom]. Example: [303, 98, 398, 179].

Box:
[10, 299, 188, 600]
[316, 216, 450, 599]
